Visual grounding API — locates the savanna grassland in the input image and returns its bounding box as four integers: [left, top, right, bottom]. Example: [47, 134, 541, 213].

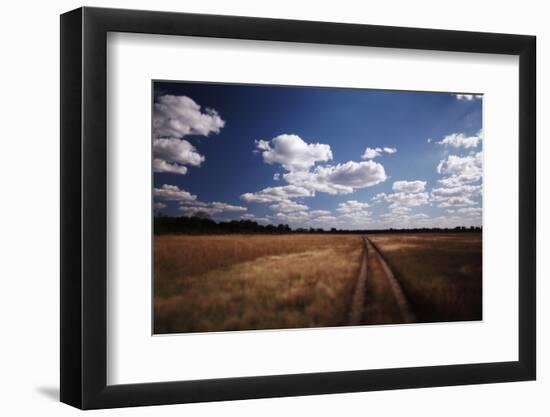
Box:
[154, 232, 482, 334]
[367, 233, 482, 323]
[154, 234, 364, 333]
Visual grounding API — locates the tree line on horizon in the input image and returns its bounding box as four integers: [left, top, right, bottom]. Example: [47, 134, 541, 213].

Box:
[153, 213, 482, 235]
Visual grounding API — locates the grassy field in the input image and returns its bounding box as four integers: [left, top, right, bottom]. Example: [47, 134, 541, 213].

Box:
[154, 232, 482, 334]
[154, 234, 364, 334]
[367, 233, 482, 323]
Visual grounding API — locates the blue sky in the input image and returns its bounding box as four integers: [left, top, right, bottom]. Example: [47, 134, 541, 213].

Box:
[153, 81, 482, 230]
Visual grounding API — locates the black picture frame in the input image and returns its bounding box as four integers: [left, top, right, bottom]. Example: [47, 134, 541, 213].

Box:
[60, 6, 536, 410]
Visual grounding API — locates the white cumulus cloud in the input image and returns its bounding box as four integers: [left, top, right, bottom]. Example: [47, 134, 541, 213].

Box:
[241, 185, 313, 203]
[179, 201, 247, 216]
[389, 206, 412, 215]
[437, 152, 483, 186]
[152, 159, 189, 175]
[311, 215, 338, 224]
[315, 161, 387, 189]
[457, 207, 483, 216]
[433, 149, 482, 208]
[373, 179, 430, 211]
[153, 95, 225, 138]
[309, 210, 332, 217]
[436, 196, 476, 208]
[153, 138, 205, 174]
[210, 202, 247, 212]
[282, 160, 387, 195]
[392, 180, 426, 193]
[336, 200, 370, 214]
[153, 184, 197, 203]
[387, 192, 430, 208]
[255, 134, 333, 171]
[431, 184, 481, 199]
[437, 131, 482, 148]
[152, 95, 225, 176]
[153, 138, 205, 166]
[454, 94, 482, 101]
[273, 211, 310, 223]
[269, 200, 309, 213]
[362, 147, 382, 159]
[361, 146, 397, 159]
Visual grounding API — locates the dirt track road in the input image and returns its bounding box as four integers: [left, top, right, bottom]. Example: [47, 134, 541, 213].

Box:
[348, 237, 416, 326]
[347, 237, 368, 325]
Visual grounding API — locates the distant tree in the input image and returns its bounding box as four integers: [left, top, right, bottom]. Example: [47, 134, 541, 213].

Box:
[192, 210, 212, 220]
[265, 224, 277, 233]
[153, 213, 483, 236]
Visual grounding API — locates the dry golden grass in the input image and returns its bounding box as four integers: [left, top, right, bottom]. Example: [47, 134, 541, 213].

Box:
[154, 234, 363, 334]
[368, 233, 482, 323]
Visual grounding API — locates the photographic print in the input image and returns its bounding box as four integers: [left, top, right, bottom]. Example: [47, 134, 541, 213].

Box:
[152, 81, 483, 335]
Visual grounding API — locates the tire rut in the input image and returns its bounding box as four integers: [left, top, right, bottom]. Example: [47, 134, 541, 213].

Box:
[347, 237, 368, 325]
[347, 236, 416, 325]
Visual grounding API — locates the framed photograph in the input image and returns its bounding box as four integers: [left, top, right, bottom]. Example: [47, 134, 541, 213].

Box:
[60, 7, 536, 409]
